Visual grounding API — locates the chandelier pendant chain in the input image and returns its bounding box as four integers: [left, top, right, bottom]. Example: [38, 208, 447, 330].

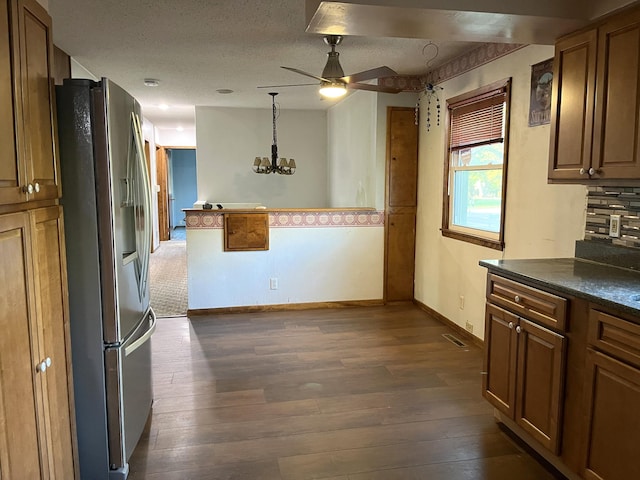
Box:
[252, 92, 296, 175]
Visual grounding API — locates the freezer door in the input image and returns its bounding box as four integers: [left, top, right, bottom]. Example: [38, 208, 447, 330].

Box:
[94, 79, 153, 344]
[105, 309, 156, 472]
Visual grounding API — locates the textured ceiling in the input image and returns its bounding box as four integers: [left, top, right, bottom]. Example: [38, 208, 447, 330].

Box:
[49, 0, 636, 129]
[49, 0, 478, 128]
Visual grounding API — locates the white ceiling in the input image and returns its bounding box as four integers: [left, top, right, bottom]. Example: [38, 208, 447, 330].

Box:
[49, 0, 636, 129]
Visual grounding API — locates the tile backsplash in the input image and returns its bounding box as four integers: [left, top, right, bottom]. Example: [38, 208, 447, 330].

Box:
[585, 186, 640, 249]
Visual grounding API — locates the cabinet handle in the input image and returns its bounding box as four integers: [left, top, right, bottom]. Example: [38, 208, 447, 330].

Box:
[45, 357, 52, 367]
[23, 184, 34, 194]
[514, 295, 521, 303]
[508, 321, 514, 329]
[588, 167, 597, 176]
[34, 182, 40, 193]
[515, 325, 522, 334]
[579, 168, 586, 175]
[36, 361, 47, 373]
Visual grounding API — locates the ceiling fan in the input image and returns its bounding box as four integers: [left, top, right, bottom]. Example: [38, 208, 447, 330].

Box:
[259, 35, 403, 98]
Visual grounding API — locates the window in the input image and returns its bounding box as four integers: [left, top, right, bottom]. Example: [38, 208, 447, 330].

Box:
[442, 78, 511, 250]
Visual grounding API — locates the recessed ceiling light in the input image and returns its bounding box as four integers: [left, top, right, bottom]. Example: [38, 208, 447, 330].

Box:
[144, 78, 160, 87]
[216, 88, 234, 94]
[158, 104, 169, 110]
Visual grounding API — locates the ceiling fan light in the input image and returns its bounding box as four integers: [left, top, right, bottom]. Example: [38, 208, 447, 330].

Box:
[319, 82, 347, 98]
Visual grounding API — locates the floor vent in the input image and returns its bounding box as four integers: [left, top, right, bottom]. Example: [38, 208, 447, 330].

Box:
[442, 333, 467, 348]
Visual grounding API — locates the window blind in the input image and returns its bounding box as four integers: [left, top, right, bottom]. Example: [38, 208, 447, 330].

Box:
[449, 91, 507, 151]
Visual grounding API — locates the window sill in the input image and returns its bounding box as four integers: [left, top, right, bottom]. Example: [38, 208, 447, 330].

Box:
[441, 228, 504, 251]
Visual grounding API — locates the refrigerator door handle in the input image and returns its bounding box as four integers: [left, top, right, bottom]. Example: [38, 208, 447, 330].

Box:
[131, 112, 152, 301]
[124, 309, 156, 357]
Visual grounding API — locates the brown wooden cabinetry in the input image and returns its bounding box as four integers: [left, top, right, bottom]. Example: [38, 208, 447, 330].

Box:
[384, 107, 418, 301]
[483, 301, 566, 454]
[549, 5, 640, 182]
[0, 0, 59, 206]
[582, 308, 640, 480]
[0, 207, 77, 478]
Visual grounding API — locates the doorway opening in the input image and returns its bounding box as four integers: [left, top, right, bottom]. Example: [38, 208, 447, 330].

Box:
[149, 146, 197, 317]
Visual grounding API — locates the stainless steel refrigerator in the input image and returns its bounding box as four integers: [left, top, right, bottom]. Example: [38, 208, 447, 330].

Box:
[56, 78, 156, 480]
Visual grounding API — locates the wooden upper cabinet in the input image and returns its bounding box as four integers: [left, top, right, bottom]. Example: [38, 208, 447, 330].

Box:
[592, 9, 640, 180]
[0, 0, 24, 204]
[548, 29, 597, 181]
[549, 4, 640, 182]
[387, 107, 418, 208]
[0, 0, 59, 206]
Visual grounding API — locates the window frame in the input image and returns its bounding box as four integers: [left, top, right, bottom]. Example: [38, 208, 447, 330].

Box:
[441, 78, 512, 250]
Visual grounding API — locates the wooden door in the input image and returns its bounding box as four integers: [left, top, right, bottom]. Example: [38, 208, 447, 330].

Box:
[483, 303, 518, 418]
[0, 0, 27, 205]
[0, 212, 43, 479]
[17, 0, 59, 201]
[384, 107, 418, 301]
[515, 318, 566, 454]
[156, 146, 169, 241]
[583, 349, 640, 480]
[31, 206, 77, 478]
[548, 29, 597, 182]
[592, 10, 640, 180]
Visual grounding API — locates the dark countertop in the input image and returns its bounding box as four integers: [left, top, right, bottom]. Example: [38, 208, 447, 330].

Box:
[480, 258, 640, 317]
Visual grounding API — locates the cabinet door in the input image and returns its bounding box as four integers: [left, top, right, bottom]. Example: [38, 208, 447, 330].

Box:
[515, 318, 566, 454]
[31, 206, 77, 478]
[0, 0, 27, 204]
[17, 0, 59, 201]
[583, 349, 640, 480]
[385, 107, 418, 301]
[548, 29, 597, 181]
[387, 107, 418, 208]
[592, 9, 640, 180]
[0, 212, 44, 479]
[385, 212, 415, 301]
[483, 303, 518, 418]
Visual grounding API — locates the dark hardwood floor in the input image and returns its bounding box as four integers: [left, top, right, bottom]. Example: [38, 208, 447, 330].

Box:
[128, 304, 561, 479]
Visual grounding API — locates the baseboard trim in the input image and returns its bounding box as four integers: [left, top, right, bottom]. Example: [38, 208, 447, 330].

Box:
[412, 299, 484, 348]
[187, 299, 385, 316]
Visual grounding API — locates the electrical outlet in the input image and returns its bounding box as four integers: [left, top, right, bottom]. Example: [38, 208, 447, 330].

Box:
[459, 295, 464, 310]
[465, 321, 473, 333]
[270, 278, 278, 290]
[610, 214, 621, 238]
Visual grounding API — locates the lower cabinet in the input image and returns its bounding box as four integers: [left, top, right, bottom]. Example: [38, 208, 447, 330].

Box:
[483, 302, 566, 454]
[582, 309, 640, 480]
[0, 207, 77, 479]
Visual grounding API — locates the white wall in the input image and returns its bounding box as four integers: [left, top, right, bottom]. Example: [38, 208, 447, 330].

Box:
[155, 127, 196, 147]
[414, 45, 587, 340]
[187, 223, 384, 309]
[195, 106, 327, 208]
[327, 91, 417, 210]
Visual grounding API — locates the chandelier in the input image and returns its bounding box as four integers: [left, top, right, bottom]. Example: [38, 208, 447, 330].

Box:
[253, 92, 296, 175]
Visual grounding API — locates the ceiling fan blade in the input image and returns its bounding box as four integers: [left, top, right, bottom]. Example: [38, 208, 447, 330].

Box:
[348, 82, 403, 94]
[281, 66, 329, 83]
[343, 66, 398, 84]
[257, 83, 318, 88]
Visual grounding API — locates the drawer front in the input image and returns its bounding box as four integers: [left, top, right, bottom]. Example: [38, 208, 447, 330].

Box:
[487, 274, 567, 330]
[588, 309, 640, 368]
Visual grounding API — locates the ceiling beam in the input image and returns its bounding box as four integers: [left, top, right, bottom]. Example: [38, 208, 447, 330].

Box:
[305, 0, 638, 45]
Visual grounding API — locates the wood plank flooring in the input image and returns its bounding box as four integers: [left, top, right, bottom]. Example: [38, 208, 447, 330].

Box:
[128, 304, 562, 480]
